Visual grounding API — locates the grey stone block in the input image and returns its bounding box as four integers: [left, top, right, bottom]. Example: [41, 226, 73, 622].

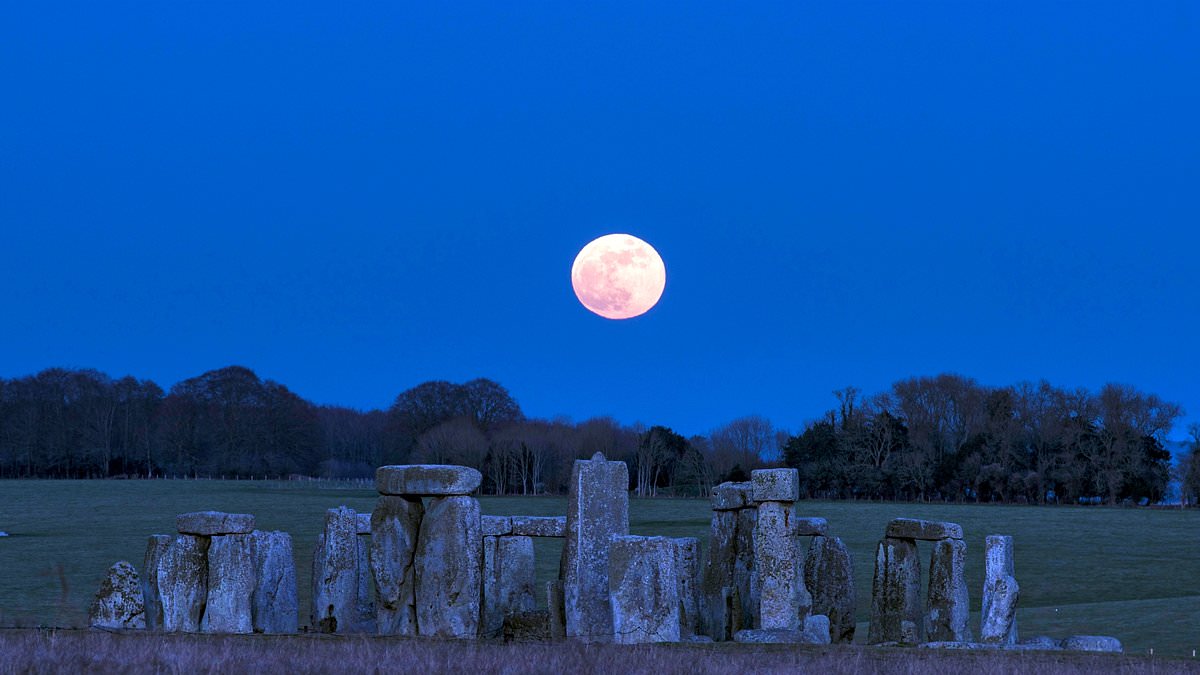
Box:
[750, 468, 799, 503]
[609, 535, 680, 644]
[89, 561, 145, 630]
[201, 534, 255, 634]
[711, 482, 751, 511]
[415, 495, 482, 638]
[375, 464, 482, 496]
[868, 537, 922, 644]
[176, 511, 255, 536]
[561, 453, 629, 642]
[371, 495, 423, 636]
[885, 518, 963, 541]
[925, 538, 971, 642]
[510, 515, 566, 537]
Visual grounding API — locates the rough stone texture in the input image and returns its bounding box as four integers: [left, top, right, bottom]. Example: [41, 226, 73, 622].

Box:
[804, 613, 832, 644]
[547, 580, 566, 639]
[793, 517, 828, 536]
[415, 495, 482, 638]
[481, 515, 513, 537]
[375, 464, 482, 496]
[1020, 635, 1063, 650]
[1062, 635, 1123, 653]
[754, 501, 810, 630]
[157, 534, 208, 632]
[868, 537, 922, 644]
[89, 561, 145, 629]
[560, 453, 629, 642]
[355, 513, 372, 535]
[750, 468, 799, 503]
[370, 495, 423, 636]
[885, 518, 963, 541]
[609, 535, 681, 644]
[141, 535, 171, 630]
[312, 506, 359, 633]
[672, 538, 701, 638]
[481, 535, 536, 639]
[804, 535, 856, 644]
[354, 532, 375, 633]
[510, 515, 567, 538]
[926, 538, 972, 642]
[201, 534, 255, 634]
[733, 506, 757, 631]
[176, 511, 255, 536]
[733, 626, 829, 644]
[981, 535, 1018, 645]
[249, 530, 298, 634]
[701, 509, 737, 640]
[711, 482, 751, 511]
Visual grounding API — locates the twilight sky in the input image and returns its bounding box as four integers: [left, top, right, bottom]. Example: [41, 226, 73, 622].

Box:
[1, 2, 1197, 438]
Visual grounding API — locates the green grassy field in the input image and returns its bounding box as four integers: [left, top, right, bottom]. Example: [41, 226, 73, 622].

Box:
[1, 480, 1198, 657]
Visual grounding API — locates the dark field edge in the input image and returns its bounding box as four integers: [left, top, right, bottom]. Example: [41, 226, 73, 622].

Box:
[1, 629, 1197, 675]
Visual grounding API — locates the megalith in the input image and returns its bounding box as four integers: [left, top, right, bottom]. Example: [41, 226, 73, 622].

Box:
[925, 538, 971, 642]
[157, 534, 208, 632]
[560, 452, 629, 642]
[868, 536, 922, 644]
[672, 537, 701, 638]
[89, 561, 145, 629]
[201, 533, 255, 634]
[311, 506, 360, 633]
[751, 469, 810, 631]
[981, 534, 1019, 644]
[141, 535, 171, 630]
[250, 530, 298, 634]
[481, 535, 536, 638]
[804, 535, 856, 644]
[370, 495, 423, 636]
[609, 535, 681, 644]
[701, 482, 757, 640]
[414, 495, 482, 638]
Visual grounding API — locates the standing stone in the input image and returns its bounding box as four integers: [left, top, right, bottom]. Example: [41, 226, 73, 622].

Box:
[672, 538, 701, 637]
[734, 506, 757, 631]
[312, 506, 358, 633]
[804, 535, 856, 644]
[547, 580, 566, 639]
[201, 534, 255, 634]
[157, 534, 208, 632]
[355, 532, 375, 633]
[701, 509, 738, 640]
[754, 501, 810, 630]
[415, 495, 482, 638]
[89, 561, 145, 629]
[981, 535, 1019, 645]
[482, 535, 536, 638]
[142, 535, 171, 630]
[249, 530, 298, 634]
[609, 536, 681, 644]
[868, 537, 922, 644]
[560, 452, 629, 642]
[925, 538, 972, 642]
[370, 495, 423, 636]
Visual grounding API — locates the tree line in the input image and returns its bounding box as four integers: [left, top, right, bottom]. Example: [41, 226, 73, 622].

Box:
[0, 366, 1197, 506]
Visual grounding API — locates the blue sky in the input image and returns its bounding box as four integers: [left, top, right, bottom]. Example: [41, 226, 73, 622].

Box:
[1, 2, 1197, 438]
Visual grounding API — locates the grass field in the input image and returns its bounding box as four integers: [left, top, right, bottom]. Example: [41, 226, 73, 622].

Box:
[1, 479, 1198, 657]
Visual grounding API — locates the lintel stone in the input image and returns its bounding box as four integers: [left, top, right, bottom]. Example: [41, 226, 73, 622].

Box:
[510, 515, 566, 537]
[375, 464, 482, 496]
[885, 518, 963, 541]
[176, 511, 255, 536]
[750, 469, 799, 503]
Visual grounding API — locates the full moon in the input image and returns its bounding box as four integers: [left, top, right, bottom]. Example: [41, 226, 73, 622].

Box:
[571, 233, 666, 320]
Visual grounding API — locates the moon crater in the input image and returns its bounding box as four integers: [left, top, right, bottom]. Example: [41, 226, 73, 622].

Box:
[571, 234, 666, 320]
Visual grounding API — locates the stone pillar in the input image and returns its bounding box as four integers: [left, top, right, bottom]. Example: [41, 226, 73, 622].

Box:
[981, 534, 1019, 644]
[370, 495, 424, 636]
[157, 534, 208, 632]
[925, 538, 971, 642]
[89, 561, 145, 629]
[547, 580, 566, 639]
[560, 452, 629, 642]
[701, 482, 757, 640]
[250, 530, 298, 634]
[312, 506, 359, 633]
[201, 534, 255, 633]
[804, 535, 856, 644]
[868, 537, 922, 644]
[142, 535, 171, 630]
[481, 534, 536, 638]
[751, 469, 810, 631]
[672, 537, 700, 638]
[734, 504, 757, 631]
[354, 516, 375, 634]
[609, 536, 681, 644]
[415, 495, 482, 638]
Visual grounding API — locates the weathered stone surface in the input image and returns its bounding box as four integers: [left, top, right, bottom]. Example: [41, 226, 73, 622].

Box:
[312, 506, 359, 633]
[733, 627, 829, 644]
[804, 613, 832, 644]
[176, 511, 255, 536]
[547, 580, 566, 639]
[1020, 635, 1063, 650]
[711, 482, 751, 511]
[750, 468, 799, 503]
[754, 501, 810, 630]
[482, 535, 536, 639]
[415, 495, 482, 638]
[370, 495, 423, 636]
[701, 510, 737, 640]
[926, 538, 971, 642]
[734, 506, 757, 631]
[560, 453, 629, 641]
[672, 538, 701, 637]
[609, 535, 680, 644]
[201, 534, 255, 634]
[885, 518, 963, 541]
[89, 561, 145, 629]
[981, 535, 1018, 645]
[481, 515, 513, 537]
[1062, 635, 1123, 653]
[793, 517, 828, 537]
[249, 530, 298, 634]
[355, 531, 375, 633]
[375, 464, 482, 496]
[804, 535, 856, 644]
[142, 535, 171, 630]
[355, 513, 372, 535]
[868, 537, 922, 644]
[157, 534, 208, 632]
[510, 515, 567, 537]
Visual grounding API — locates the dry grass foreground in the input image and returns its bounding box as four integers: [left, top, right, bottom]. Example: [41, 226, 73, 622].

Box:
[1, 630, 1196, 675]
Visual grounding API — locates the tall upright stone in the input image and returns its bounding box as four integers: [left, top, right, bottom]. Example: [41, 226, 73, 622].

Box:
[701, 509, 739, 640]
[312, 506, 359, 633]
[672, 537, 701, 638]
[142, 535, 171, 630]
[733, 506, 757, 630]
[481, 535, 536, 638]
[89, 561, 145, 629]
[925, 538, 971, 642]
[754, 500, 810, 630]
[609, 536, 681, 644]
[201, 534, 255, 634]
[157, 534, 208, 632]
[868, 537, 922, 644]
[981, 535, 1019, 644]
[370, 495, 424, 636]
[560, 452, 629, 642]
[250, 530, 298, 634]
[804, 535, 856, 644]
[414, 495, 482, 638]
[355, 530, 375, 633]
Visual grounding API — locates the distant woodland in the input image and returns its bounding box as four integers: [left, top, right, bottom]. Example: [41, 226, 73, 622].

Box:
[1, 366, 1198, 506]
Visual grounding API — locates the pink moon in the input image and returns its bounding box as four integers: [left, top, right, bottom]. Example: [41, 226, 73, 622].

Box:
[571, 234, 666, 320]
